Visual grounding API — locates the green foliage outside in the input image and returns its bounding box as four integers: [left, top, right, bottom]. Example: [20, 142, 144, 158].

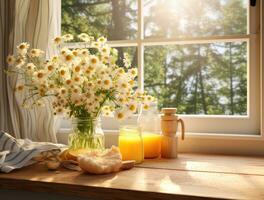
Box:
[62, 0, 247, 115]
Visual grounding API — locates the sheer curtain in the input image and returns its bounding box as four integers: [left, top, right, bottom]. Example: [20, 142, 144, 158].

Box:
[0, 0, 61, 142]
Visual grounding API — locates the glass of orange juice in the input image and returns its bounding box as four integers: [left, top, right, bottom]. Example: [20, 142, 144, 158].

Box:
[118, 125, 144, 164]
[142, 132, 161, 158]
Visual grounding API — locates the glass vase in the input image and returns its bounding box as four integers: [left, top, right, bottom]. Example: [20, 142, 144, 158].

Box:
[68, 117, 105, 150]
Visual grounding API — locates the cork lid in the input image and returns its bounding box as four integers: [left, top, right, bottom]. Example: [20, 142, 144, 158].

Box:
[162, 108, 177, 115]
[161, 108, 177, 121]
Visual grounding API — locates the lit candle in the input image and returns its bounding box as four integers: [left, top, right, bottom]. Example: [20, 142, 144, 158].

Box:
[142, 132, 161, 158]
[118, 126, 144, 164]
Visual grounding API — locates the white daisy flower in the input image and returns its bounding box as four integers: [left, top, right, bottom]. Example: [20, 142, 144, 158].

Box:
[91, 41, 100, 49]
[25, 63, 36, 74]
[115, 108, 129, 121]
[62, 34, 74, 42]
[59, 87, 68, 97]
[46, 62, 57, 73]
[89, 55, 99, 67]
[15, 58, 25, 69]
[97, 36, 107, 44]
[17, 42, 30, 56]
[128, 68, 138, 78]
[100, 45, 110, 56]
[58, 67, 70, 79]
[33, 70, 46, 83]
[102, 77, 112, 90]
[15, 84, 24, 92]
[79, 49, 89, 57]
[102, 106, 114, 117]
[60, 47, 71, 56]
[127, 101, 138, 113]
[6, 55, 15, 66]
[53, 36, 63, 45]
[72, 65, 82, 74]
[71, 86, 81, 95]
[29, 49, 44, 57]
[72, 75, 84, 85]
[63, 52, 74, 64]
[78, 33, 91, 42]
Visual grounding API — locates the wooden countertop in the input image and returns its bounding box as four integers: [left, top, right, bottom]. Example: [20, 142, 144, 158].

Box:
[0, 154, 264, 200]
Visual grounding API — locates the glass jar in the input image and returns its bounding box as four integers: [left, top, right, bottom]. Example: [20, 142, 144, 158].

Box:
[138, 102, 161, 158]
[68, 117, 104, 150]
[118, 125, 144, 164]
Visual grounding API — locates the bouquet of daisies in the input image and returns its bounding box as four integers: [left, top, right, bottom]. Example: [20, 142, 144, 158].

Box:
[6, 33, 154, 121]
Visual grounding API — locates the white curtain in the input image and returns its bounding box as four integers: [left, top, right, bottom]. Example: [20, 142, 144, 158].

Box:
[0, 0, 61, 142]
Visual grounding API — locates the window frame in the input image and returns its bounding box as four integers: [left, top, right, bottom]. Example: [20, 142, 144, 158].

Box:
[59, 0, 264, 155]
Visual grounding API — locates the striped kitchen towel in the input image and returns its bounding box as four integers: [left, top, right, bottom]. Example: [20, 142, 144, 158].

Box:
[0, 131, 66, 173]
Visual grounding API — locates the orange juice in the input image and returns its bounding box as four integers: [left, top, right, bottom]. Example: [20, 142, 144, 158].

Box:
[142, 132, 161, 158]
[118, 126, 144, 164]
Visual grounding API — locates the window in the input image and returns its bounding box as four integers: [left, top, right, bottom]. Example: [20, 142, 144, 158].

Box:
[61, 0, 261, 135]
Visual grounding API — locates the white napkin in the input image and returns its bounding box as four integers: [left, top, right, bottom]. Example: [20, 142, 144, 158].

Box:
[0, 131, 66, 173]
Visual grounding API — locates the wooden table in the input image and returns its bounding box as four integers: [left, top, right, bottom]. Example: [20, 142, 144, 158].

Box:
[0, 154, 264, 200]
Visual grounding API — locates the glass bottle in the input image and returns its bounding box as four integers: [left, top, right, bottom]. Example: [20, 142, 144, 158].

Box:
[118, 125, 144, 164]
[138, 101, 161, 158]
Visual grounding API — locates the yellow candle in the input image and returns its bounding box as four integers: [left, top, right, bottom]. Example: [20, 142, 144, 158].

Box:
[142, 132, 161, 158]
[118, 127, 144, 164]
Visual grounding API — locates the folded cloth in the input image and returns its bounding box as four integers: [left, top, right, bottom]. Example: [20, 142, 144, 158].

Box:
[0, 131, 66, 173]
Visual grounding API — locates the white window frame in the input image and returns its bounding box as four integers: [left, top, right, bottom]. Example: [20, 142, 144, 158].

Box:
[59, 0, 264, 155]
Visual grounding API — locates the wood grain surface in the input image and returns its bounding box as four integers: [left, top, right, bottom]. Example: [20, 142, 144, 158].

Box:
[0, 154, 264, 200]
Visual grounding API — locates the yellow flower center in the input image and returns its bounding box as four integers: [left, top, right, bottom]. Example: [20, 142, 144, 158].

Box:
[65, 55, 73, 61]
[121, 83, 127, 88]
[91, 58, 97, 64]
[48, 65, 54, 71]
[129, 80, 134, 85]
[104, 80, 110, 85]
[73, 88, 78, 93]
[117, 113, 124, 119]
[61, 89, 66, 94]
[73, 51, 78, 56]
[19, 44, 26, 49]
[60, 70, 66, 76]
[88, 66, 94, 70]
[37, 72, 44, 79]
[55, 37, 61, 43]
[131, 70, 136, 75]
[17, 85, 24, 91]
[66, 80, 72, 85]
[74, 66, 81, 72]
[85, 69, 91, 74]
[118, 69, 124, 74]
[129, 105, 136, 111]
[74, 77, 80, 82]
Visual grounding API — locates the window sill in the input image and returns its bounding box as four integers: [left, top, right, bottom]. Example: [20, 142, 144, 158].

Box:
[57, 128, 264, 156]
[1, 153, 264, 200]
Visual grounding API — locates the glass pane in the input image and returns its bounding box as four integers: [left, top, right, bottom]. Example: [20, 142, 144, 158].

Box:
[144, 0, 247, 39]
[62, 0, 137, 40]
[144, 42, 247, 115]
